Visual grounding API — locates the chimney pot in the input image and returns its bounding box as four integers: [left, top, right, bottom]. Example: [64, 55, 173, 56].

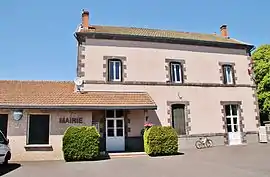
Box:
[82, 9, 89, 29]
[220, 24, 228, 37]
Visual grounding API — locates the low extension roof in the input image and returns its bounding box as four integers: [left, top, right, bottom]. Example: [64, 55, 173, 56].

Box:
[0, 80, 156, 110]
[77, 25, 253, 49]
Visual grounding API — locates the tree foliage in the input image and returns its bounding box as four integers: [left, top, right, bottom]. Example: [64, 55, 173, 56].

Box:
[252, 44, 270, 114]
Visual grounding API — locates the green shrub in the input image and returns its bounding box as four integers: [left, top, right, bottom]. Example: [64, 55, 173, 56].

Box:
[144, 126, 178, 156]
[62, 126, 100, 162]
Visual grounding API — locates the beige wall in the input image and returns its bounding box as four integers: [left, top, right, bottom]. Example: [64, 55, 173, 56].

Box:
[82, 39, 252, 85]
[84, 84, 258, 134]
[128, 110, 145, 137]
[1, 109, 92, 161]
[80, 39, 257, 135]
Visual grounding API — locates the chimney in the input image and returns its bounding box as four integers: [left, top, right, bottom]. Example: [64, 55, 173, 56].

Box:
[82, 9, 89, 29]
[220, 24, 228, 37]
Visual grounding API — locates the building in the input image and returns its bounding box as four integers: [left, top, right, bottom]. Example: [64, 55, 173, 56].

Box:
[0, 10, 259, 161]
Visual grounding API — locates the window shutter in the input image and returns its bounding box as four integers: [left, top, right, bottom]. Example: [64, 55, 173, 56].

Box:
[231, 66, 236, 84]
[222, 66, 227, 84]
[180, 63, 184, 83]
[170, 63, 174, 82]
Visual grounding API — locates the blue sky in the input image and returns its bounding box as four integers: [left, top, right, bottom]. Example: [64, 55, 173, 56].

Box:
[1, 0, 269, 81]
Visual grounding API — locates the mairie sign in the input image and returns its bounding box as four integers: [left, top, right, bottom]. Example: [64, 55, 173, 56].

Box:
[59, 117, 83, 124]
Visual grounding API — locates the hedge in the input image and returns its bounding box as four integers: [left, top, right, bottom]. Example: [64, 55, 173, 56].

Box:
[62, 126, 100, 162]
[144, 126, 178, 156]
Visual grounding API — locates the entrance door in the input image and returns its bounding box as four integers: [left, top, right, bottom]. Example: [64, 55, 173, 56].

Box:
[225, 105, 242, 145]
[171, 104, 186, 135]
[0, 114, 8, 137]
[105, 110, 125, 152]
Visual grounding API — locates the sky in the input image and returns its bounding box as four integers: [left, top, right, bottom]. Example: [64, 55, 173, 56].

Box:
[0, 0, 269, 81]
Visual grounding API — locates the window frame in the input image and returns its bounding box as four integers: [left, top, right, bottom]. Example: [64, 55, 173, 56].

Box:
[222, 64, 235, 85]
[108, 59, 122, 82]
[170, 62, 183, 83]
[27, 114, 50, 145]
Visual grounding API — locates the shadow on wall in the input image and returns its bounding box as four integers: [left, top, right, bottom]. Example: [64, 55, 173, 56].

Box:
[0, 163, 21, 176]
[148, 110, 161, 126]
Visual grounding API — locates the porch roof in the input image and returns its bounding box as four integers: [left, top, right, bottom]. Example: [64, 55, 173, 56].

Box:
[0, 80, 157, 110]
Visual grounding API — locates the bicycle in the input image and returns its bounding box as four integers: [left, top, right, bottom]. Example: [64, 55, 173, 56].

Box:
[195, 137, 213, 149]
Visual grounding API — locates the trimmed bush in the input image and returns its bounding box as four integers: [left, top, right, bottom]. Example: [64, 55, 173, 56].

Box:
[62, 126, 100, 162]
[144, 126, 178, 156]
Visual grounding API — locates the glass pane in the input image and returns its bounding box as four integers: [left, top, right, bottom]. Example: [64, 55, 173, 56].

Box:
[232, 105, 238, 116]
[177, 64, 182, 82]
[116, 120, 123, 128]
[106, 110, 114, 118]
[115, 61, 120, 80]
[234, 125, 238, 132]
[171, 64, 176, 82]
[225, 105, 230, 116]
[107, 129, 114, 137]
[233, 117, 238, 124]
[227, 125, 232, 132]
[226, 66, 232, 83]
[226, 118, 231, 124]
[109, 61, 114, 81]
[107, 120, 114, 128]
[28, 115, 49, 144]
[117, 129, 123, 136]
[116, 110, 123, 117]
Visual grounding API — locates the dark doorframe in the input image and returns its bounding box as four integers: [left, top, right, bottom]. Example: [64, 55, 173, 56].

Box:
[0, 114, 8, 137]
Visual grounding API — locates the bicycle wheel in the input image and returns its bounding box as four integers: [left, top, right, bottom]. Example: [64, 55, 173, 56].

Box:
[195, 140, 203, 149]
[206, 139, 213, 148]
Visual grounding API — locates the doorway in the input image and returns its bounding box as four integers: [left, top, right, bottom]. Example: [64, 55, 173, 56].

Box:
[171, 104, 186, 135]
[225, 104, 242, 145]
[0, 114, 8, 137]
[105, 110, 125, 152]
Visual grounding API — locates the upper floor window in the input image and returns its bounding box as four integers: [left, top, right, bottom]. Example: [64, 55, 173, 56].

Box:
[222, 65, 234, 84]
[108, 59, 122, 82]
[170, 62, 183, 83]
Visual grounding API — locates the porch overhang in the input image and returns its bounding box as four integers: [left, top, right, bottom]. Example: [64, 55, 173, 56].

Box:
[0, 83, 157, 110]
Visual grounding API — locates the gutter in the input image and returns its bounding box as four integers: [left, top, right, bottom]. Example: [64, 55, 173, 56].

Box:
[76, 31, 254, 50]
[0, 105, 157, 110]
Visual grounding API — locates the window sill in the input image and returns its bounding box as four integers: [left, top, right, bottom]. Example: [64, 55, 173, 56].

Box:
[106, 81, 123, 84]
[24, 144, 53, 151]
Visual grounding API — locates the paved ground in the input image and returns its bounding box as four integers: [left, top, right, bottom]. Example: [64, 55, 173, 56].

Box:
[1, 143, 270, 177]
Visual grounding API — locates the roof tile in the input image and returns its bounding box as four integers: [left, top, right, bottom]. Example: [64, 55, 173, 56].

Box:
[0, 80, 156, 108]
[79, 25, 249, 45]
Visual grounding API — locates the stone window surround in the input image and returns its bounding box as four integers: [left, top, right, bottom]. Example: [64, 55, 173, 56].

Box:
[77, 45, 86, 78]
[103, 56, 127, 83]
[220, 101, 245, 144]
[167, 101, 191, 136]
[252, 88, 261, 128]
[218, 62, 237, 85]
[165, 59, 187, 83]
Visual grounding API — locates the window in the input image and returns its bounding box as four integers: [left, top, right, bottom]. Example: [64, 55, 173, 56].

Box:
[171, 104, 186, 135]
[225, 105, 239, 133]
[28, 115, 50, 145]
[222, 65, 234, 84]
[170, 62, 183, 83]
[106, 110, 123, 118]
[108, 59, 122, 82]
